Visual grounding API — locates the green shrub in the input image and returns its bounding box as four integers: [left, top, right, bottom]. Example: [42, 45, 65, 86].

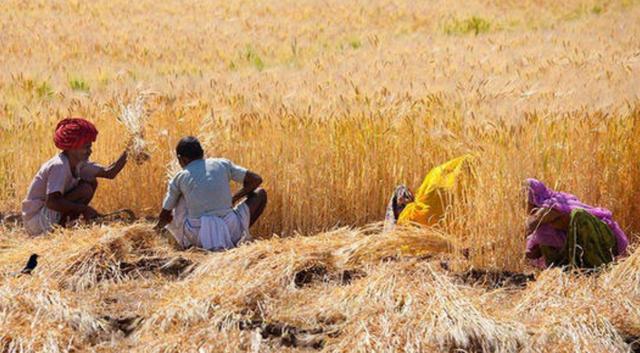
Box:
[444, 16, 491, 36]
[245, 46, 265, 71]
[36, 81, 54, 98]
[349, 38, 362, 49]
[69, 77, 90, 92]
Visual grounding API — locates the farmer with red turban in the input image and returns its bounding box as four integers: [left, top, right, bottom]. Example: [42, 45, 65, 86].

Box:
[22, 118, 129, 235]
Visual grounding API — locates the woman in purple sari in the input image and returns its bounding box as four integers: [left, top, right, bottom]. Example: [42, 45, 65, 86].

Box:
[525, 178, 628, 269]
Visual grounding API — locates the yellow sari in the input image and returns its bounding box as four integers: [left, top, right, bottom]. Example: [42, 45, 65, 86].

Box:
[398, 154, 473, 227]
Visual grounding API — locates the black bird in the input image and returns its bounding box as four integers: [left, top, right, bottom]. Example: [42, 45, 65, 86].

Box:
[20, 254, 39, 275]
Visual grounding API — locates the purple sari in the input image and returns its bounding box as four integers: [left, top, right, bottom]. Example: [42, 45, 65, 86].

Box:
[525, 178, 628, 266]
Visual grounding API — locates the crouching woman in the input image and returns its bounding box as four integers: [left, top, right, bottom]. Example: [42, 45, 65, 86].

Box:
[525, 178, 628, 269]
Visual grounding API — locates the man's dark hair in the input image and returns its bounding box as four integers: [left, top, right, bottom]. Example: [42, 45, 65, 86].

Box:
[176, 136, 204, 160]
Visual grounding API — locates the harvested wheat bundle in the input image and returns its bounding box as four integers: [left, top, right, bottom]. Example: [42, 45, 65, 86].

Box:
[139, 231, 354, 336]
[117, 92, 153, 164]
[0, 283, 108, 352]
[139, 227, 461, 346]
[509, 265, 639, 352]
[422, 266, 527, 352]
[57, 224, 163, 291]
[603, 245, 640, 296]
[527, 311, 630, 353]
[334, 224, 455, 267]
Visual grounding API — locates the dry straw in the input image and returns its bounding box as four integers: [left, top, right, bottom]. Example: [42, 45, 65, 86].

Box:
[0, 222, 639, 352]
[117, 92, 153, 165]
[1, 0, 640, 352]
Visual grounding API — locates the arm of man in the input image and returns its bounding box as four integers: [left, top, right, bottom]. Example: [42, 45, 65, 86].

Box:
[232, 171, 263, 204]
[46, 192, 98, 219]
[44, 160, 99, 220]
[95, 150, 128, 180]
[154, 209, 173, 231]
[154, 174, 181, 232]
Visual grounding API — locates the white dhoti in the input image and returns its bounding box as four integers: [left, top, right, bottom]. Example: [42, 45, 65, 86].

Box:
[23, 207, 62, 236]
[166, 197, 252, 251]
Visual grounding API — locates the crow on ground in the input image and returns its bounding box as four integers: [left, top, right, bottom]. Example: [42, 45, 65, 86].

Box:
[20, 254, 39, 275]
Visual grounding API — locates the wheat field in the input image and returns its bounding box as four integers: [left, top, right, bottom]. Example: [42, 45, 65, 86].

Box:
[1, 0, 640, 352]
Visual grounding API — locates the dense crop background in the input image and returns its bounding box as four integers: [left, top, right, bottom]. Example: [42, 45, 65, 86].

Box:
[1, 1, 639, 351]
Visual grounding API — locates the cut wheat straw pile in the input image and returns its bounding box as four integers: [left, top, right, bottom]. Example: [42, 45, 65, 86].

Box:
[1, 0, 640, 352]
[0, 223, 638, 352]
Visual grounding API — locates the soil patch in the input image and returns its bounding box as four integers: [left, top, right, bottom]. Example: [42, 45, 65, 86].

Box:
[103, 315, 143, 337]
[625, 335, 640, 353]
[455, 269, 535, 289]
[0, 212, 22, 228]
[239, 319, 339, 349]
[294, 265, 365, 288]
[119, 256, 195, 279]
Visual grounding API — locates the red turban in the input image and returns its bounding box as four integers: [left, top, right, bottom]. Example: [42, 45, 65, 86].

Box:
[53, 118, 99, 150]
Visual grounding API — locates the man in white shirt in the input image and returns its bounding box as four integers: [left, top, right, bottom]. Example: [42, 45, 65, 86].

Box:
[22, 118, 129, 235]
[155, 136, 267, 250]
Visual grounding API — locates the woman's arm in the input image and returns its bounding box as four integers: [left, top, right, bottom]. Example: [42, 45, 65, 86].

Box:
[525, 244, 542, 259]
[527, 207, 571, 234]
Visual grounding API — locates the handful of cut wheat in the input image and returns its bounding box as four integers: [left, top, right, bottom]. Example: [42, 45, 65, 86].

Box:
[118, 93, 152, 164]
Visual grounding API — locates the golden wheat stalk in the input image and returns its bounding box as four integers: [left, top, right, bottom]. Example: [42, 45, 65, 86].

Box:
[117, 92, 153, 165]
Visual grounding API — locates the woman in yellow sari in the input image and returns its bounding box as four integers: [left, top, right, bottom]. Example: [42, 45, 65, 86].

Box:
[384, 154, 473, 231]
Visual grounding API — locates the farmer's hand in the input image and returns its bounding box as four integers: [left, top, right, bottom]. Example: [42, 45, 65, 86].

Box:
[526, 215, 536, 235]
[125, 137, 135, 153]
[398, 193, 414, 206]
[155, 209, 173, 232]
[154, 218, 171, 232]
[525, 207, 547, 236]
[81, 206, 100, 221]
[232, 194, 242, 204]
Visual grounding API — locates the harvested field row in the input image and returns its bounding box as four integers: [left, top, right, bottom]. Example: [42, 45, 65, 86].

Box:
[2, 0, 640, 351]
[0, 223, 638, 352]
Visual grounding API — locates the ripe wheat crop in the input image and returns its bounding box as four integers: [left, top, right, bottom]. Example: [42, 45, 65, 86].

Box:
[1, 0, 639, 351]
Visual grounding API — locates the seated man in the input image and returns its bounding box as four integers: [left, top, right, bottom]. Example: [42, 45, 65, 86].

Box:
[155, 136, 267, 251]
[21, 118, 129, 236]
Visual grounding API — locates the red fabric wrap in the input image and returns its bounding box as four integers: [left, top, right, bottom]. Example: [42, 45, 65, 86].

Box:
[53, 118, 99, 150]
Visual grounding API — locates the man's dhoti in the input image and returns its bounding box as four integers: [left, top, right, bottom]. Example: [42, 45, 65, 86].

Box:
[23, 207, 61, 236]
[166, 198, 251, 251]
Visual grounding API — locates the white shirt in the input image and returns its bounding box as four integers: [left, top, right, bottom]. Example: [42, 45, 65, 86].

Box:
[22, 153, 101, 220]
[162, 158, 247, 218]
